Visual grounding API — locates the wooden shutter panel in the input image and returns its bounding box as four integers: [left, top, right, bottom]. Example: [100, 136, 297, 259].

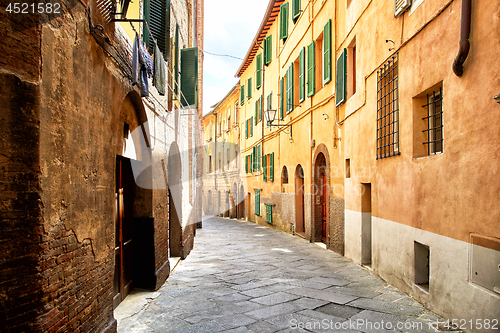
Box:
[148, 0, 170, 58]
[174, 24, 179, 94]
[286, 64, 294, 114]
[263, 154, 267, 182]
[280, 3, 289, 40]
[245, 155, 248, 173]
[270, 152, 274, 182]
[255, 100, 258, 125]
[245, 119, 248, 139]
[255, 190, 260, 215]
[250, 117, 253, 136]
[292, 0, 301, 20]
[143, 0, 150, 45]
[247, 78, 252, 99]
[259, 96, 263, 121]
[323, 19, 332, 84]
[256, 54, 262, 89]
[299, 47, 305, 102]
[180, 47, 198, 107]
[307, 41, 315, 97]
[336, 48, 347, 106]
[240, 85, 245, 105]
[264, 36, 272, 65]
[280, 77, 284, 119]
[394, 0, 411, 17]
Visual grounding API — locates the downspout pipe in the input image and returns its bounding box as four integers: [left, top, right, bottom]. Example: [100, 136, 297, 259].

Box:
[452, 0, 471, 77]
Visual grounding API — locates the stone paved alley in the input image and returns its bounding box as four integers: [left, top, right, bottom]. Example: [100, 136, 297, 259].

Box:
[116, 217, 454, 333]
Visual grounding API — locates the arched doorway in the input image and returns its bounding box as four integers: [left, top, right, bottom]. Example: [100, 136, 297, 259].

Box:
[295, 165, 305, 236]
[168, 142, 182, 257]
[313, 146, 330, 245]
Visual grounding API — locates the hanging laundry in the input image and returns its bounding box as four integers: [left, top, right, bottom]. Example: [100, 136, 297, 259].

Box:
[138, 40, 154, 78]
[153, 44, 166, 96]
[131, 33, 140, 86]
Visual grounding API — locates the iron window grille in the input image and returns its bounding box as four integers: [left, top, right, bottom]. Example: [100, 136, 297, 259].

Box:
[377, 54, 400, 159]
[423, 88, 443, 155]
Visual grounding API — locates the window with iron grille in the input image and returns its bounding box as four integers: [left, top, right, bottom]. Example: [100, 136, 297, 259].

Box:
[377, 54, 400, 159]
[423, 88, 443, 155]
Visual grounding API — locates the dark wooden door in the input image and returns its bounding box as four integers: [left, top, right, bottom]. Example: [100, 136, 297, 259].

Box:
[321, 168, 327, 243]
[114, 156, 134, 309]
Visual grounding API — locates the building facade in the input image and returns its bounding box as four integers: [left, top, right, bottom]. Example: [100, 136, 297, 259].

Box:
[203, 0, 500, 328]
[1, 0, 203, 331]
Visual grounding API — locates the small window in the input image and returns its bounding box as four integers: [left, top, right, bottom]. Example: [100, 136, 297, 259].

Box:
[292, 0, 301, 21]
[282, 166, 289, 184]
[377, 54, 400, 159]
[264, 35, 273, 65]
[247, 78, 252, 99]
[240, 85, 245, 105]
[345, 159, 350, 178]
[265, 204, 273, 224]
[424, 89, 443, 155]
[414, 241, 430, 292]
[279, 3, 289, 40]
[256, 53, 262, 89]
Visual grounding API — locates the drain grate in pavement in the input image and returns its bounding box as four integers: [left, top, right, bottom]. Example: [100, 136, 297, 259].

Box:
[314, 302, 362, 319]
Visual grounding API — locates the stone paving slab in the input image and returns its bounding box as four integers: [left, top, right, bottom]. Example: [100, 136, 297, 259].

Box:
[116, 216, 454, 332]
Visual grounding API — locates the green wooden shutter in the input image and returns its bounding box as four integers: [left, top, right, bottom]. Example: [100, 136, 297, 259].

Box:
[240, 85, 245, 105]
[245, 119, 248, 138]
[266, 204, 272, 224]
[259, 96, 263, 121]
[280, 3, 289, 40]
[148, 0, 170, 58]
[336, 48, 347, 106]
[286, 64, 294, 114]
[307, 41, 315, 97]
[247, 78, 252, 98]
[255, 100, 258, 125]
[292, 0, 301, 20]
[250, 117, 253, 136]
[270, 152, 274, 182]
[143, 0, 150, 45]
[174, 24, 179, 95]
[299, 47, 305, 102]
[280, 77, 284, 119]
[264, 36, 272, 65]
[180, 47, 198, 107]
[323, 19, 332, 84]
[256, 54, 262, 89]
[263, 154, 267, 182]
[255, 190, 260, 215]
[245, 155, 248, 173]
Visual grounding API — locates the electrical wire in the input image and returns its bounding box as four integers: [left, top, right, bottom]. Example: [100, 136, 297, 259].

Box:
[202, 50, 243, 60]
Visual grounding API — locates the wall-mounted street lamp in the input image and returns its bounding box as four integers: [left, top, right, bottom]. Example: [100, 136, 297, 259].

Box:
[264, 109, 293, 141]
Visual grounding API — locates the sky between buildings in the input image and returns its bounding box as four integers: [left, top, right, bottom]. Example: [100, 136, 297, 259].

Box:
[203, 0, 269, 116]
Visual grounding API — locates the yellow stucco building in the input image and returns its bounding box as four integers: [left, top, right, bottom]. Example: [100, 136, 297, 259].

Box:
[203, 0, 500, 326]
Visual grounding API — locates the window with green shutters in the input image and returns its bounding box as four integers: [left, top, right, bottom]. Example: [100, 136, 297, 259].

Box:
[247, 78, 252, 99]
[240, 85, 245, 105]
[263, 153, 275, 182]
[299, 47, 305, 102]
[144, 0, 171, 58]
[265, 204, 272, 224]
[270, 152, 274, 181]
[245, 155, 248, 173]
[292, 0, 301, 21]
[245, 119, 248, 139]
[286, 64, 294, 114]
[259, 96, 263, 121]
[250, 117, 253, 136]
[255, 189, 261, 216]
[323, 20, 332, 84]
[254, 97, 263, 125]
[174, 24, 180, 95]
[180, 47, 198, 107]
[280, 77, 284, 119]
[336, 48, 347, 106]
[264, 36, 272, 66]
[307, 41, 315, 97]
[256, 54, 262, 89]
[279, 3, 289, 40]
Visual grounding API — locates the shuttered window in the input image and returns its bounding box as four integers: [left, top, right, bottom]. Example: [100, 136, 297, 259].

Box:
[263, 153, 275, 182]
[240, 85, 245, 105]
[245, 155, 248, 173]
[255, 189, 261, 216]
[259, 96, 263, 121]
[174, 24, 179, 95]
[145, 0, 171, 58]
[292, 0, 301, 21]
[280, 77, 284, 119]
[264, 36, 272, 65]
[255, 100, 258, 125]
[270, 152, 274, 181]
[336, 48, 347, 106]
[265, 204, 272, 224]
[247, 78, 252, 99]
[394, 0, 411, 17]
[256, 53, 262, 89]
[279, 3, 289, 40]
[250, 117, 253, 136]
[323, 20, 332, 84]
[307, 41, 315, 97]
[263, 154, 267, 182]
[299, 47, 305, 102]
[286, 64, 294, 114]
[245, 119, 248, 139]
[180, 47, 198, 107]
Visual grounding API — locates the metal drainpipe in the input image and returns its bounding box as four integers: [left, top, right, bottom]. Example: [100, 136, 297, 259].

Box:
[452, 0, 471, 77]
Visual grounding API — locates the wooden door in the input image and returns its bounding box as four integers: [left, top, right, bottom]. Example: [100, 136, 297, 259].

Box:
[321, 168, 327, 243]
[114, 156, 134, 309]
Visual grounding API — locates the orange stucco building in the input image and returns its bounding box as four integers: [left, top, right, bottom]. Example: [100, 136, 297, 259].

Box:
[203, 0, 500, 327]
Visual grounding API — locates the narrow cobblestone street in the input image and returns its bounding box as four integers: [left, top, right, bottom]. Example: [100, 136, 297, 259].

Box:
[115, 217, 450, 333]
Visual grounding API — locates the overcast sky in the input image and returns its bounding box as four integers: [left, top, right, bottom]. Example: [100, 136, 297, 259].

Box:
[203, 0, 269, 116]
